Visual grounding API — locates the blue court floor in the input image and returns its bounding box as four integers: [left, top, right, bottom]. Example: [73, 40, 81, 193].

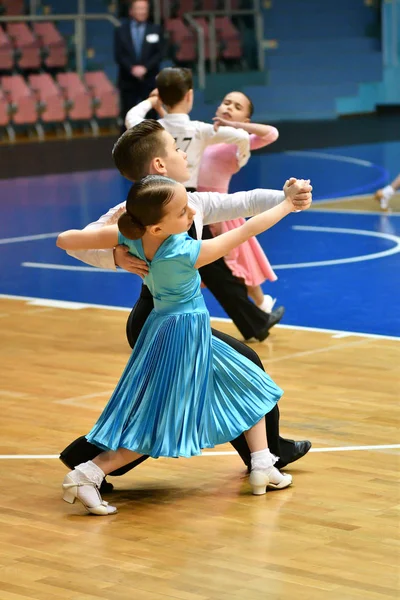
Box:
[1, 140, 399, 338]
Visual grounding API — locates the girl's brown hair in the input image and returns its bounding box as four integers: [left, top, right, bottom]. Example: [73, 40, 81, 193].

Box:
[118, 175, 178, 239]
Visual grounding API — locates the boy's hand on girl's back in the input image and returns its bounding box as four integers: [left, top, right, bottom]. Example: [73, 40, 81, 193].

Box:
[114, 245, 149, 278]
[283, 177, 312, 211]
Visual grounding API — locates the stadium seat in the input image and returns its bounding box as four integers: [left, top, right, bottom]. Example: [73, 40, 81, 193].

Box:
[215, 16, 243, 62]
[7, 23, 41, 70]
[28, 73, 66, 124]
[56, 72, 97, 133]
[1, 75, 39, 137]
[0, 85, 14, 141]
[176, 0, 196, 18]
[0, 26, 13, 71]
[84, 71, 119, 119]
[199, 0, 219, 10]
[1, 0, 25, 15]
[165, 19, 197, 63]
[32, 22, 67, 69]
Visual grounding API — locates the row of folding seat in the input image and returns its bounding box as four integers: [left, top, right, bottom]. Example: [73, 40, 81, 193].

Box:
[166, 16, 242, 63]
[0, 22, 67, 71]
[161, 0, 242, 19]
[0, 71, 118, 141]
[0, 0, 25, 16]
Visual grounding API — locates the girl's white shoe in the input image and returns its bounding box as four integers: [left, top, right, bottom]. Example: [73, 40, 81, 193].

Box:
[267, 466, 293, 490]
[249, 466, 293, 495]
[62, 473, 117, 515]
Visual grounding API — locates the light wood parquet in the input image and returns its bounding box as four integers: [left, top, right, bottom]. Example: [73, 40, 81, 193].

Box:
[0, 297, 399, 600]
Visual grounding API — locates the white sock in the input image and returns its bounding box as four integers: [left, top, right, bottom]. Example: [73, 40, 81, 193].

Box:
[257, 295, 276, 314]
[250, 448, 278, 472]
[67, 461, 106, 509]
[75, 460, 105, 488]
[381, 185, 395, 209]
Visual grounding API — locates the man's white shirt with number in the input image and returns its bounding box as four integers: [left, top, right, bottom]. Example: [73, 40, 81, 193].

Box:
[125, 99, 251, 189]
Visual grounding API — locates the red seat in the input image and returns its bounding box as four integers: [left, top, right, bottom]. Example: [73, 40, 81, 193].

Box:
[215, 17, 240, 40]
[215, 17, 243, 60]
[84, 71, 119, 119]
[28, 73, 66, 123]
[165, 19, 196, 62]
[32, 22, 67, 69]
[56, 73, 93, 120]
[176, 0, 196, 17]
[1, 0, 25, 15]
[7, 23, 41, 70]
[199, 0, 219, 9]
[1, 75, 37, 125]
[0, 87, 10, 126]
[0, 26, 13, 70]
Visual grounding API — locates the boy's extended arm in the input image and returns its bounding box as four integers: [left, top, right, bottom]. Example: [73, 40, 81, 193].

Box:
[200, 122, 250, 167]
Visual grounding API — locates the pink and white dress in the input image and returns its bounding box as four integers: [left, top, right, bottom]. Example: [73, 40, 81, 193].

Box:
[197, 129, 279, 286]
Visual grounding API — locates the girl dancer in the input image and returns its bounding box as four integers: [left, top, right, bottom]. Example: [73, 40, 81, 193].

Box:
[198, 91, 279, 314]
[56, 175, 305, 516]
[375, 173, 400, 210]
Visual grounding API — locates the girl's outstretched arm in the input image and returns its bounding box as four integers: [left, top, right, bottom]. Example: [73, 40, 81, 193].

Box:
[57, 225, 119, 251]
[195, 179, 304, 269]
[212, 117, 279, 149]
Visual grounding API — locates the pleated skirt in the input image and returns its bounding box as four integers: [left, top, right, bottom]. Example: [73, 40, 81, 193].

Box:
[86, 307, 283, 458]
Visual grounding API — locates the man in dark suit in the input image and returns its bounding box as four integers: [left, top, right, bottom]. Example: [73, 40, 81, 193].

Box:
[114, 0, 164, 123]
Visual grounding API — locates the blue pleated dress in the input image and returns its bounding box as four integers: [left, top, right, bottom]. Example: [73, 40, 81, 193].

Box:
[86, 232, 283, 458]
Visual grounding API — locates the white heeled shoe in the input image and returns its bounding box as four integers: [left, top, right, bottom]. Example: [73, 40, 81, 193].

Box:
[267, 466, 293, 490]
[62, 474, 117, 515]
[249, 467, 293, 495]
[249, 470, 270, 495]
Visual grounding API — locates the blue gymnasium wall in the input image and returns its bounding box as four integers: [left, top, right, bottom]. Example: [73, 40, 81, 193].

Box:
[190, 0, 393, 123]
[41, 0, 399, 121]
[337, 0, 400, 115]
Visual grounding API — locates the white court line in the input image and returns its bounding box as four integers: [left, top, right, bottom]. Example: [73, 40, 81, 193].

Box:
[0, 294, 129, 312]
[0, 444, 399, 460]
[22, 261, 125, 274]
[0, 232, 59, 245]
[262, 338, 371, 364]
[55, 390, 115, 407]
[1, 293, 399, 341]
[285, 150, 375, 167]
[22, 225, 400, 273]
[312, 207, 399, 216]
[272, 225, 400, 269]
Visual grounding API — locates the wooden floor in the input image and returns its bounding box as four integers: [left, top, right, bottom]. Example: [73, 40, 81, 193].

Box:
[0, 297, 399, 600]
[310, 192, 400, 213]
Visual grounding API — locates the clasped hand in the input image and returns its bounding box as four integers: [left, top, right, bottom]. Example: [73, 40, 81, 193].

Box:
[284, 177, 313, 211]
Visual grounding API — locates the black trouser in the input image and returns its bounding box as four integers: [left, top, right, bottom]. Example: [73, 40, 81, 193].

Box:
[119, 79, 158, 126]
[200, 224, 271, 340]
[60, 285, 296, 475]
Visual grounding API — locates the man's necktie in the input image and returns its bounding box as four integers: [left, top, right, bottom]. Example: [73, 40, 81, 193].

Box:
[132, 24, 144, 59]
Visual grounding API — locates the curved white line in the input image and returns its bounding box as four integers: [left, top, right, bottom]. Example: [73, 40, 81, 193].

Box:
[21, 261, 119, 273]
[285, 150, 374, 168]
[272, 225, 400, 269]
[0, 232, 59, 245]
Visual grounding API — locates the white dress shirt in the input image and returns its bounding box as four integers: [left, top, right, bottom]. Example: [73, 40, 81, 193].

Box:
[124, 99, 251, 189]
[67, 188, 285, 270]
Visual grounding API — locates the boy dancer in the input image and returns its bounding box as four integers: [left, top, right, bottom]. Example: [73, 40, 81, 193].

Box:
[60, 120, 313, 492]
[125, 67, 284, 342]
